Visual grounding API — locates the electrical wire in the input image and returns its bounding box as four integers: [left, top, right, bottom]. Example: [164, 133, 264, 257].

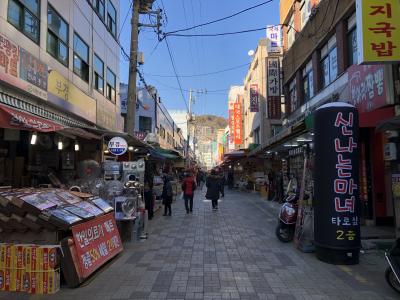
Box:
[164, 23, 298, 39]
[165, 0, 275, 35]
[118, 0, 133, 41]
[144, 62, 250, 78]
[164, 37, 189, 111]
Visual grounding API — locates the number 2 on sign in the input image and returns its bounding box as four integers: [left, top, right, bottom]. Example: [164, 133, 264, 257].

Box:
[336, 230, 345, 240]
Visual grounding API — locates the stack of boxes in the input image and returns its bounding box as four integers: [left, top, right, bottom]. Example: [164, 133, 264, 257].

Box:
[0, 243, 60, 294]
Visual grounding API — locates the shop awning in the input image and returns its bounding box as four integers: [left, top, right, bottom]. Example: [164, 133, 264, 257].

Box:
[154, 147, 183, 160]
[376, 115, 400, 132]
[0, 103, 64, 132]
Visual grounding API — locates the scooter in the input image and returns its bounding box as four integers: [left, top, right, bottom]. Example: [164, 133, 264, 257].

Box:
[275, 192, 299, 242]
[385, 238, 400, 294]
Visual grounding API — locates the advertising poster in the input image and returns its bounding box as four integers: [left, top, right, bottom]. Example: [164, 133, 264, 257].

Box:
[72, 213, 123, 278]
[228, 101, 235, 144]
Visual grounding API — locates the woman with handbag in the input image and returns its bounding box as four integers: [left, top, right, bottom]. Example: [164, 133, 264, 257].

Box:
[206, 170, 222, 210]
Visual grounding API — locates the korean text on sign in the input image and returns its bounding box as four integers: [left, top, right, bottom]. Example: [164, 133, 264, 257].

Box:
[356, 0, 400, 63]
[331, 112, 359, 241]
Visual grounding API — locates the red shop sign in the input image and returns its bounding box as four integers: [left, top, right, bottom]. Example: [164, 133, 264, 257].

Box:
[348, 64, 387, 113]
[0, 104, 63, 132]
[71, 213, 123, 278]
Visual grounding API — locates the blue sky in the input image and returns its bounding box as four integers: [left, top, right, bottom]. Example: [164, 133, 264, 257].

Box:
[119, 0, 280, 118]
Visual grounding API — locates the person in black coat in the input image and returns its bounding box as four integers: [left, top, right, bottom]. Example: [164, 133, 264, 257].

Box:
[206, 170, 222, 210]
[162, 175, 173, 216]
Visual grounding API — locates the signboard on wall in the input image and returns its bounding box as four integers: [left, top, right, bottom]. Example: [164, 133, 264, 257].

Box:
[233, 102, 243, 145]
[267, 58, 280, 96]
[266, 25, 282, 53]
[356, 0, 400, 63]
[249, 84, 259, 112]
[0, 33, 47, 100]
[348, 64, 392, 113]
[72, 213, 123, 278]
[48, 70, 96, 123]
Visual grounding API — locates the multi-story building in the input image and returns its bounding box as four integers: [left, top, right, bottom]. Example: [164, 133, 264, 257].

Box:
[274, 0, 400, 234]
[0, 0, 123, 131]
[243, 38, 283, 150]
[120, 84, 186, 153]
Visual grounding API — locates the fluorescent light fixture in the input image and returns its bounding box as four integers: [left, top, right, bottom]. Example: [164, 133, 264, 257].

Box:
[104, 150, 109, 154]
[74, 141, 80, 151]
[296, 138, 313, 142]
[30, 132, 37, 145]
[58, 140, 63, 150]
[134, 148, 139, 152]
[128, 146, 134, 151]
[284, 144, 294, 147]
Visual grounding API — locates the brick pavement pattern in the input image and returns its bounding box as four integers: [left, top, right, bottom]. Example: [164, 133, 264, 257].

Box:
[1, 188, 398, 299]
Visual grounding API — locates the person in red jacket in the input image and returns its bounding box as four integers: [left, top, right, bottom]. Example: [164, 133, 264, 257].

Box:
[182, 172, 197, 214]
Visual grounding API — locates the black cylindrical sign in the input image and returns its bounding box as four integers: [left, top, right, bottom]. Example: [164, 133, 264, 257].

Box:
[314, 103, 360, 265]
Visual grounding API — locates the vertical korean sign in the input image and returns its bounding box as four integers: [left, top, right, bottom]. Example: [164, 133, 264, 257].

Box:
[249, 84, 259, 112]
[314, 103, 360, 265]
[233, 102, 242, 145]
[72, 213, 123, 278]
[267, 58, 281, 119]
[228, 101, 235, 144]
[266, 25, 282, 53]
[356, 0, 400, 63]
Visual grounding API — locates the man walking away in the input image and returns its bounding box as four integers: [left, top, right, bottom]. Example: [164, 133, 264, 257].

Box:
[182, 172, 196, 213]
[162, 175, 173, 216]
[206, 170, 221, 210]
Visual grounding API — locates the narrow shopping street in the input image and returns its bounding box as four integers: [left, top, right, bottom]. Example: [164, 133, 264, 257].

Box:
[3, 188, 395, 300]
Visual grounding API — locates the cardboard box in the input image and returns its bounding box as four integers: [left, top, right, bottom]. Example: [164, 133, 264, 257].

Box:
[24, 245, 39, 271]
[0, 244, 14, 269]
[13, 244, 24, 270]
[38, 246, 59, 270]
[0, 268, 12, 291]
[40, 269, 60, 294]
[13, 269, 23, 292]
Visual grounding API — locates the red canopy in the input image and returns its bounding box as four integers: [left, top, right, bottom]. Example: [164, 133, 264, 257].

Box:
[0, 104, 64, 132]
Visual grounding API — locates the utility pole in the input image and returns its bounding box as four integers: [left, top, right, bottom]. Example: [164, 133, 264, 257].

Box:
[126, 0, 141, 135]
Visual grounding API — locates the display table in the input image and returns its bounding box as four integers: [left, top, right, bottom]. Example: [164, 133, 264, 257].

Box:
[0, 188, 122, 290]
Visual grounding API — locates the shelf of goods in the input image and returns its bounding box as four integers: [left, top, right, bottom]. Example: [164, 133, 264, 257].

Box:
[0, 188, 122, 292]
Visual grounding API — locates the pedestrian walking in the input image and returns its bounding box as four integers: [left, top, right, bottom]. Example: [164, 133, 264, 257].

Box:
[182, 172, 196, 213]
[162, 175, 173, 216]
[206, 169, 222, 210]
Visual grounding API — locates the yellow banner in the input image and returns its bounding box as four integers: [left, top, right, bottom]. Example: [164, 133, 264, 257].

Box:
[47, 70, 96, 123]
[357, 0, 400, 63]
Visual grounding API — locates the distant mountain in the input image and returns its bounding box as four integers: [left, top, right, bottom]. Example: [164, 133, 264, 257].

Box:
[193, 115, 227, 129]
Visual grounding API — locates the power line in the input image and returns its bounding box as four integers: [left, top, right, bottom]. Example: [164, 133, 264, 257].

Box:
[164, 37, 189, 111]
[165, 0, 275, 35]
[165, 24, 298, 38]
[118, 0, 133, 41]
[144, 63, 250, 78]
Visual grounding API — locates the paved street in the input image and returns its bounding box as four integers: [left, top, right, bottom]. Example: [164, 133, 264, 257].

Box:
[2, 188, 398, 300]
